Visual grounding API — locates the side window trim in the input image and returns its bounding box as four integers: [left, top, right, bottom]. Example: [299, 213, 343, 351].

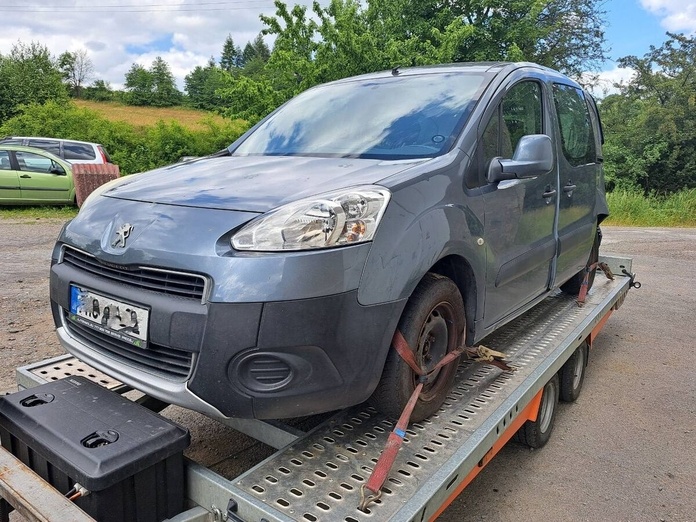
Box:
[586, 94, 604, 146]
[501, 79, 545, 156]
[474, 79, 545, 188]
[552, 82, 596, 168]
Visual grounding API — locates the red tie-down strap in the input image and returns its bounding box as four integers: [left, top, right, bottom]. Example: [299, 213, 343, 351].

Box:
[358, 330, 514, 512]
[577, 261, 614, 305]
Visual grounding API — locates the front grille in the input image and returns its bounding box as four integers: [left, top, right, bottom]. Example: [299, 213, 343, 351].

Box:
[62, 247, 207, 301]
[64, 312, 193, 381]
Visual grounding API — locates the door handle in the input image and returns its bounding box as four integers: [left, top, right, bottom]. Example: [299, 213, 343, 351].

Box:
[20, 174, 31, 178]
[542, 188, 557, 198]
[563, 182, 576, 198]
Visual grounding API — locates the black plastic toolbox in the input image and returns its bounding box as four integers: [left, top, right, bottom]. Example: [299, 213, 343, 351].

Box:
[0, 376, 190, 522]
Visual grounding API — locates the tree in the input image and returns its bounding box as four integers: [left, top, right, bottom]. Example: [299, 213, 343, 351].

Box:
[185, 57, 233, 110]
[363, 0, 608, 76]
[0, 41, 67, 123]
[241, 33, 272, 75]
[124, 63, 154, 105]
[220, 34, 239, 71]
[251, 33, 271, 62]
[83, 79, 113, 102]
[220, 0, 608, 125]
[58, 49, 94, 97]
[124, 57, 181, 107]
[217, 75, 283, 123]
[260, 0, 608, 82]
[150, 56, 182, 106]
[600, 33, 696, 194]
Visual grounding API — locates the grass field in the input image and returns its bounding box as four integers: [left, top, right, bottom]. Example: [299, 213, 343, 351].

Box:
[604, 189, 696, 227]
[0, 206, 78, 220]
[74, 100, 228, 131]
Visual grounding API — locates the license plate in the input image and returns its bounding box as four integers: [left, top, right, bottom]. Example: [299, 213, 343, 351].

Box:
[68, 286, 149, 348]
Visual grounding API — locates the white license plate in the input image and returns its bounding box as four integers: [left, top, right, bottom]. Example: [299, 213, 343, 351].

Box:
[68, 286, 149, 348]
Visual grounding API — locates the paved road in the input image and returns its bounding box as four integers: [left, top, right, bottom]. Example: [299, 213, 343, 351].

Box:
[1, 222, 694, 521]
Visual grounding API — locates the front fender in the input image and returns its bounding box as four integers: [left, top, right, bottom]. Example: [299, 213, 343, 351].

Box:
[358, 180, 486, 314]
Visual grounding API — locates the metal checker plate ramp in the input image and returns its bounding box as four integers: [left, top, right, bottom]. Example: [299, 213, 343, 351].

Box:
[235, 276, 628, 522]
[25, 356, 122, 390]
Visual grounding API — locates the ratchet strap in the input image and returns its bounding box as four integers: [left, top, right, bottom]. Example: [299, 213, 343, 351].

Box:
[359, 331, 515, 512]
[577, 261, 614, 305]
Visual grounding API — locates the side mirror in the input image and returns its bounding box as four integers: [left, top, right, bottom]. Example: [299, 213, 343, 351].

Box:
[487, 134, 553, 183]
[50, 162, 66, 175]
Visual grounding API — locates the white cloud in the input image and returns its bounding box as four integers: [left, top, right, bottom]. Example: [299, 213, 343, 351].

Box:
[584, 66, 637, 98]
[0, 1, 286, 91]
[641, 0, 696, 32]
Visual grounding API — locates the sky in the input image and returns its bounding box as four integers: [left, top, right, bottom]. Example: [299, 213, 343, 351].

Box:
[0, 0, 694, 95]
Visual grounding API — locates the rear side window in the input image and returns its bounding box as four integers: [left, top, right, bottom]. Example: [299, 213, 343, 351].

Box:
[28, 139, 61, 156]
[64, 142, 96, 160]
[552, 84, 596, 167]
[0, 139, 23, 145]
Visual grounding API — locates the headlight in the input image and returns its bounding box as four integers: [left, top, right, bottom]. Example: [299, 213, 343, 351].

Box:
[232, 186, 391, 251]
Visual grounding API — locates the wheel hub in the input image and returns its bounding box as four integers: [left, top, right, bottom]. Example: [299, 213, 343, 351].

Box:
[413, 304, 459, 401]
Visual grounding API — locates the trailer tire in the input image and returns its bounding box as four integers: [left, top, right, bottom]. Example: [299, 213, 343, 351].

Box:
[370, 273, 465, 422]
[515, 373, 559, 449]
[561, 226, 601, 295]
[560, 342, 588, 402]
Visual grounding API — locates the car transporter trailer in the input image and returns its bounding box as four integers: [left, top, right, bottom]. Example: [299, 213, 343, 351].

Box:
[0, 255, 637, 522]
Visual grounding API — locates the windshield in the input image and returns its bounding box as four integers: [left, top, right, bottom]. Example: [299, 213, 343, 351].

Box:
[233, 72, 488, 160]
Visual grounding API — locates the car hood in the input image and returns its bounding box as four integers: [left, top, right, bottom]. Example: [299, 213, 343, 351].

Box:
[105, 155, 425, 212]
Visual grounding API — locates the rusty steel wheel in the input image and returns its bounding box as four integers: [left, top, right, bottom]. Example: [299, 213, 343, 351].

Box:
[370, 273, 465, 422]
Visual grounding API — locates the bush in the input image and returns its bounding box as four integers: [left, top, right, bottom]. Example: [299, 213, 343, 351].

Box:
[0, 101, 248, 174]
[605, 189, 696, 227]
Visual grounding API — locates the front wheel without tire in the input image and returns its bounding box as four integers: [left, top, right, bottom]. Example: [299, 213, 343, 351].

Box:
[370, 273, 465, 422]
[515, 373, 560, 449]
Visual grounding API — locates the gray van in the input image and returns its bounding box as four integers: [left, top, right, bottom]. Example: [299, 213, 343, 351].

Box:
[49, 62, 608, 421]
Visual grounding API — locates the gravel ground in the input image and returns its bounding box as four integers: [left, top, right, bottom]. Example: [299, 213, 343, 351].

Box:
[0, 219, 694, 521]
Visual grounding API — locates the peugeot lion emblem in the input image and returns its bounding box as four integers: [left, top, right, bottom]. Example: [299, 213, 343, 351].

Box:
[112, 223, 133, 248]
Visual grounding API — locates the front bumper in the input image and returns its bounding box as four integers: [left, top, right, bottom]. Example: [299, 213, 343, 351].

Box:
[50, 247, 405, 419]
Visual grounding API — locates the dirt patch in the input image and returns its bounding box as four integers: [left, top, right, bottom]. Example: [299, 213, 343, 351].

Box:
[0, 219, 66, 392]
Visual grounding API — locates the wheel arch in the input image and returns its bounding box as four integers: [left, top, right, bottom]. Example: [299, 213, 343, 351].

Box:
[357, 188, 486, 312]
[429, 254, 478, 346]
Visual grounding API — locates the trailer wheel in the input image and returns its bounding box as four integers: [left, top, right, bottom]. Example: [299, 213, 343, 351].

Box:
[515, 373, 559, 449]
[370, 273, 465, 422]
[561, 226, 601, 295]
[560, 342, 588, 402]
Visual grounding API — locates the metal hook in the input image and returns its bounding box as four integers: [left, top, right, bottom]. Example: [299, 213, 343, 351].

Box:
[621, 269, 642, 289]
[358, 484, 382, 512]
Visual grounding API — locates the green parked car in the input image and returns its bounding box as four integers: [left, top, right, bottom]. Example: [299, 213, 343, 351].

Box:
[0, 145, 75, 205]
